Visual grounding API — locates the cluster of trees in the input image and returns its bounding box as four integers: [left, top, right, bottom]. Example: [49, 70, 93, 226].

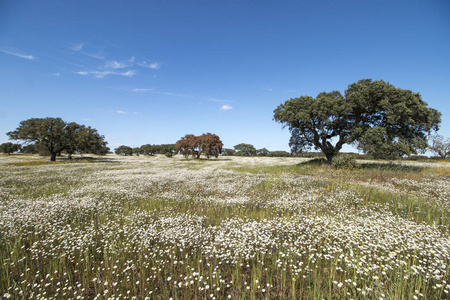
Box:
[6, 117, 109, 161]
[114, 144, 176, 156]
[274, 79, 442, 163]
[221, 144, 291, 157]
[175, 133, 223, 158]
[0, 142, 22, 155]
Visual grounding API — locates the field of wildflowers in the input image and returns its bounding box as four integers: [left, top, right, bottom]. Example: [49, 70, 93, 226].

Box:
[1, 154, 449, 299]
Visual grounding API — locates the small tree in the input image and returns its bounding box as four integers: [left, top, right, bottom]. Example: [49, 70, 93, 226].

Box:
[20, 144, 39, 154]
[115, 145, 133, 156]
[132, 147, 141, 156]
[222, 148, 236, 156]
[64, 122, 107, 159]
[429, 134, 450, 159]
[234, 143, 257, 156]
[257, 148, 270, 156]
[0, 142, 21, 155]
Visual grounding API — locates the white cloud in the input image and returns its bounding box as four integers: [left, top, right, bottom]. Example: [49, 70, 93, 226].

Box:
[69, 43, 83, 51]
[105, 60, 129, 69]
[81, 51, 105, 60]
[81, 118, 92, 121]
[53, 72, 61, 76]
[0, 49, 36, 60]
[75, 70, 136, 78]
[220, 105, 233, 111]
[116, 110, 126, 114]
[137, 61, 160, 69]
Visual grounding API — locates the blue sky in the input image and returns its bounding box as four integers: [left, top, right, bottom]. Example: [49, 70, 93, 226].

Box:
[1, 0, 449, 153]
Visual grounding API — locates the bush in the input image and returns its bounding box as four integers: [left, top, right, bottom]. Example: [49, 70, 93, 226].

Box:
[332, 155, 360, 170]
[165, 152, 173, 158]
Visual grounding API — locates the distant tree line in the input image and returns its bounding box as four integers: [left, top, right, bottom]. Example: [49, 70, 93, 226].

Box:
[115, 144, 176, 156]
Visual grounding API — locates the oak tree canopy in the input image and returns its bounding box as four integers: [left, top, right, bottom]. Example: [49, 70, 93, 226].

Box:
[274, 79, 441, 163]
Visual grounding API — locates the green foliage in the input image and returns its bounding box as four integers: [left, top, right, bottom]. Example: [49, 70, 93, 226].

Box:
[164, 152, 173, 158]
[7, 117, 107, 161]
[331, 155, 360, 170]
[115, 145, 133, 156]
[222, 148, 236, 156]
[274, 79, 441, 163]
[132, 147, 141, 156]
[256, 148, 270, 156]
[0, 142, 21, 155]
[233, 143, 257, 156]
[20, 144, 39, 154]
[268, 150, 291, 157]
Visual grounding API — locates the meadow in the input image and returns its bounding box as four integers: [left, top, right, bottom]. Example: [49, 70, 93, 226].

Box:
[1, 154, 449, 300]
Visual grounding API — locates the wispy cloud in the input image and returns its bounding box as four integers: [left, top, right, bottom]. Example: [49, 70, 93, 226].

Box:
[116, 110, 126, 114]
[69, 43, 84, 51]
[132, 88, 154, 92]
[220, 105, 233, 111]
[53, 72, 61, 76]
[76, 70, 137, 78]
[105, 60, 129, 69]
[1, 49, 36, 60]
[81, 118, 92, 121]
[80, 51, 106, 60]
[137, 61, 160, 69]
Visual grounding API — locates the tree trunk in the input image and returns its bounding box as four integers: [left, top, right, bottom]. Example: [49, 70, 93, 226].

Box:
[50, 153, 57, 161]
[325, 152, 334, 164]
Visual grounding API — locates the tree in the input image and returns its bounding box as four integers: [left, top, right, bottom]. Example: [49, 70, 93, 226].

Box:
[7, 117, 108, 161]
[234, 143, 257, 156]
[269, 150, 291, 157]
[132, 147, 142, 156]
[428, 134, 450, 159]
[64, 122, 108, 159]
[256, 148, 270, 156]
[175, 133, 223, 159]
[20, 144, 39, 154]
[140, 144, 156, 156]
[222, 148, 235, 156]
[0, 142, 21, 155]
[115, 145, 133, 156]
[175, 134, 199, 158]
[274, 79, 441, 163]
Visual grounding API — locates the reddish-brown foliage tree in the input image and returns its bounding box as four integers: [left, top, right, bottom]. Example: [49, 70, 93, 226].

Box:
[175, 133, 223, 159]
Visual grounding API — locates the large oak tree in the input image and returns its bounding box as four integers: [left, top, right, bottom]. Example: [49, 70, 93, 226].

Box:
[7, 117, 107, 161]
[274, 79, 441, 163]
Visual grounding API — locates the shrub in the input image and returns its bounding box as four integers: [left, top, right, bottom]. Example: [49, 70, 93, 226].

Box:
[332, 155, 360, 170]
[165, 152, 173, 158]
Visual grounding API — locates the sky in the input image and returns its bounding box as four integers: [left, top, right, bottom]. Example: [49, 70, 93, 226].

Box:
[1, 0, 449, 153]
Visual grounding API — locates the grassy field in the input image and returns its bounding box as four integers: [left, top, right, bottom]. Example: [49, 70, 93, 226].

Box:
[1, 154, 449, 299]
